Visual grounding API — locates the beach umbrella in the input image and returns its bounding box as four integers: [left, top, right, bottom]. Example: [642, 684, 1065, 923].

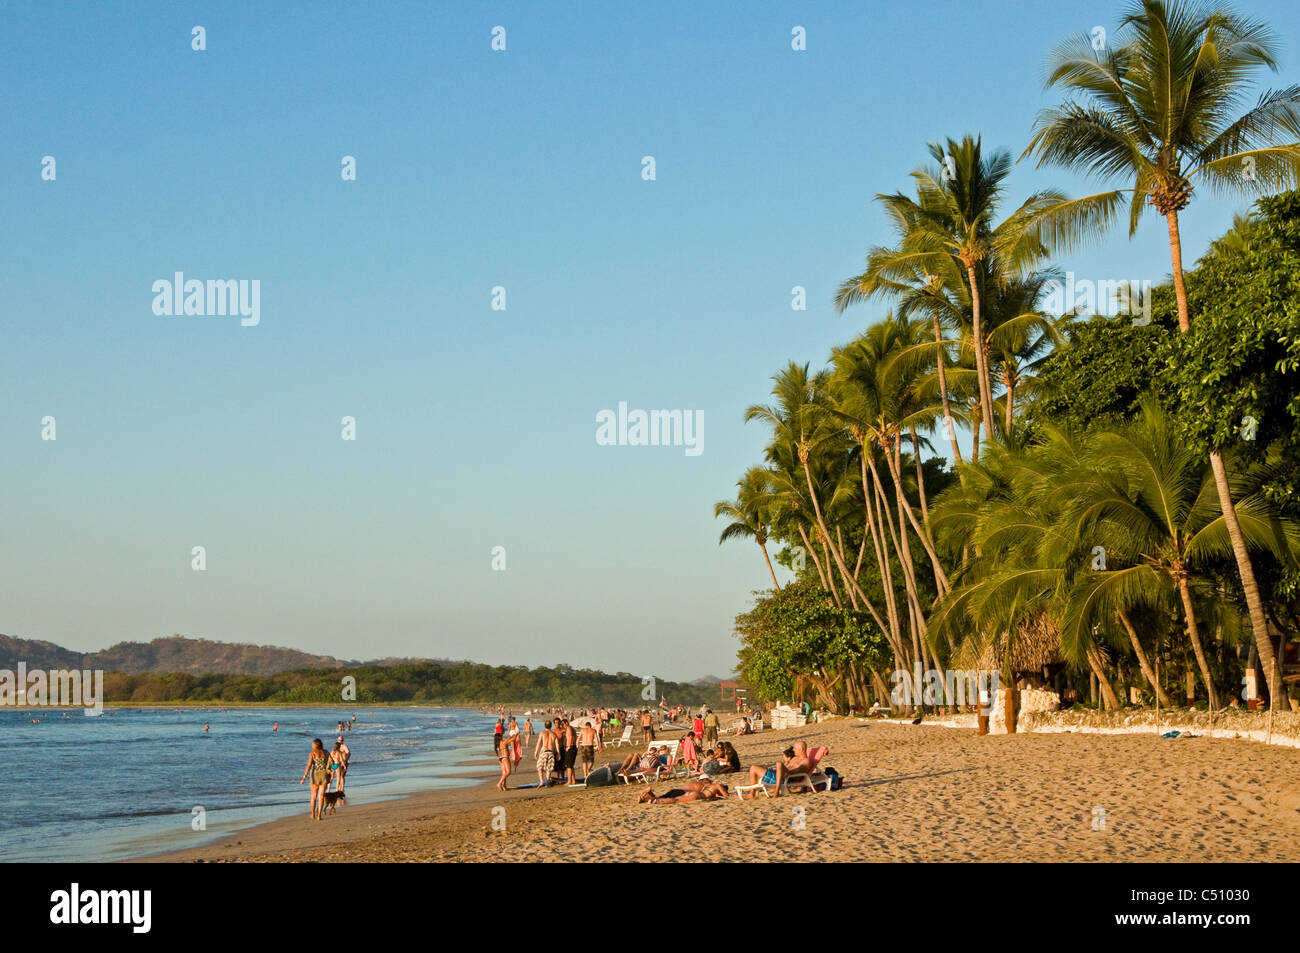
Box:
[567, 716, 598, 728]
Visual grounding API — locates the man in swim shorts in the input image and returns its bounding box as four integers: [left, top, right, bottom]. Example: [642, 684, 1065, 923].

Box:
[535, 720, 557, 787]
[742, 741, 813, 798]
[577, 720, 601, 780]
[562, 719, 579, 784]
[637, 779, 729, 804]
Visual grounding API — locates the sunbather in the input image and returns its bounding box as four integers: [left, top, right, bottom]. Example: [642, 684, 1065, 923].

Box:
[637, 779, 729, 804]
[615, 749, 667, 780]
[743, 740, 814, 797]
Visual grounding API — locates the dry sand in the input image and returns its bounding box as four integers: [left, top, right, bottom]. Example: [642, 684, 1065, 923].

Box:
[143, 719, 1300, 862]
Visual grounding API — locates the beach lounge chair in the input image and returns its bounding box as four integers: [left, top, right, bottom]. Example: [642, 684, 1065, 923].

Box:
[780, 746, 830, 794]
[734, 746, 831, 799]
[610, 725, 635, 747]
[625, 740, 679, 784]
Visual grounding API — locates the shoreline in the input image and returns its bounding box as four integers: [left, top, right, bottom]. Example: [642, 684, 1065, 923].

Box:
[138, 717, 1300, 863]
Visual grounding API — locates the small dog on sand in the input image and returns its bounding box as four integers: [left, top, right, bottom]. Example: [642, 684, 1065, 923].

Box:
[322, 791, 347, 814]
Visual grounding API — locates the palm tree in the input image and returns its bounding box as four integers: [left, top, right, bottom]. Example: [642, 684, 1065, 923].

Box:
[1061, 399, 1299, 706]
[1024, 0, 1300, 708]
[715, 467, 783, 591]
[870, 136, 1118, 436]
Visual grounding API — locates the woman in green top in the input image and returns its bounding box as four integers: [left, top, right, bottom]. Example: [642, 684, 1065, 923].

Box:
[299, 738, 330, 820]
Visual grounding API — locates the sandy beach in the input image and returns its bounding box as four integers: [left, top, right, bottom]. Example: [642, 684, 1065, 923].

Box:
[142, 719, 1300, 863]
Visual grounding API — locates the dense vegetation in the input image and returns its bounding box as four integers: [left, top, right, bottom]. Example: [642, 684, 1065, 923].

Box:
[99, 662, 714, 707]
[717, 1, 1300, 716]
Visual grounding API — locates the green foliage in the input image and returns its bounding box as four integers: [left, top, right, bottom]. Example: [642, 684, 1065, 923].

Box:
[1025, 309, 1176, 434]
[100, 662, 713, 707]
[732, 579, 890, 702]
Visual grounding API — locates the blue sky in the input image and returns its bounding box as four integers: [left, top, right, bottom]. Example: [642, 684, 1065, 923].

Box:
[2, 0, 1296, 681]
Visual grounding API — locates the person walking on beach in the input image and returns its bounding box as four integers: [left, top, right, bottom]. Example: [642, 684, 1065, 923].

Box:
[577, 720, 602, 780]
[493, 717, 504, 757]
[692, 713, 704, 744]
[495, 730, 512, 791]
[300, 738, 331, 820]
[639, 709, 653, 744]
[703, 708, 718, 747]
[535, 720, 557, 787]
[334, 735, 351, 793]
[507, 716, 522, 768]
[523, 717, 533, 748]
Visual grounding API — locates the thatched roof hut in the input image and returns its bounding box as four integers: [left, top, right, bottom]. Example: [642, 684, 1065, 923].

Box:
[976, 613, 1064, 676]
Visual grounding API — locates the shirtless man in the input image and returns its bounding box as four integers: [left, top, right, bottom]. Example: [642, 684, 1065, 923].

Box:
[639, 709, 654, 745]
[562, 719, 579, 785]
[534, 720, 557, 787]
[577, 720, 602, 780]
[743, 741, 814, 797]
[637, 779, 729, 804]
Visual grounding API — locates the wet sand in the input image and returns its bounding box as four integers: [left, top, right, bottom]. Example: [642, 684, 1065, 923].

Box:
[141, 720, 1300, 862]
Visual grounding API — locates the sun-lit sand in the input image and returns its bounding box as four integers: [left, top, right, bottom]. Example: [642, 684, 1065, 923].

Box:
[143, 718, 1300, 862]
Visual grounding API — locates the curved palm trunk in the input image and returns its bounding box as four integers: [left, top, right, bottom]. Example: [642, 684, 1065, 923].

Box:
[758, 541, 781, 591]
[868, 455, 912, 667]
[932, 316, 965, 470]
[1118, 610, 1172, 707]
[1085, 644, 1120, 710]
[885, 434, 951, 598]
[797, 524, 833, 596]
[861, 451, 907, 663]
[909, 425, 932, 528]
[801, 456, 862, 613]
[1174, 573, 1219, 709]
[965, 263, 996, 433]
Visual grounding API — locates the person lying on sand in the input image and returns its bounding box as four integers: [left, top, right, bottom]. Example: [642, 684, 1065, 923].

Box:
[742, 741, 813, 797]
[637, 779, 729, 804]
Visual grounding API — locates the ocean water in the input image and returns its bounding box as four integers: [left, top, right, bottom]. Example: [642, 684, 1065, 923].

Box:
[0, 706, 499, 862]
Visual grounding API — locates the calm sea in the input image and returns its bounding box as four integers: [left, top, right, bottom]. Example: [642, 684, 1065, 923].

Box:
[0, 706, 499, 862]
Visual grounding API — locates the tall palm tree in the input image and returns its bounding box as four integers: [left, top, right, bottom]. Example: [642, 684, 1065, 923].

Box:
[871, 136, 1118, 435]
[715, 467, 783, 591]
[1024, 0, 1300, 708]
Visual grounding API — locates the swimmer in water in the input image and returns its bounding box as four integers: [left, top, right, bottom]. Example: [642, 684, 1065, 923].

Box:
[203, 724, 210, 733]
[273, 722, 279, 732]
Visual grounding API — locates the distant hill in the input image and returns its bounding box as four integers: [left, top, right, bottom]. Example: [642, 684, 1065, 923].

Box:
[0, 634, 461, 676]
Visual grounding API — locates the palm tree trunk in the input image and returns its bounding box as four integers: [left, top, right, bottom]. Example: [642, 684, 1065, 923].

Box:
[861, 452, 906, 662]
[821, 539, 844, 607]
[1207, 451, 1285, 709]
[801, 457, 866, 614]
[1166, 211, 1191, 334]
[1118, 610, 1172, 707]
[1085, 645, 1120, 709]
[1174, 573, 1220, 708]
[965, 263, 996, 432]
[758, 542, 781, 591]
[933, 316, 965, 470]
[970, 404, 982, 463]
[797, 524, 833, 596]
[1003, 373, 1015, 435]
[909, 424, 932, 528]
[885, 433, 951, 597]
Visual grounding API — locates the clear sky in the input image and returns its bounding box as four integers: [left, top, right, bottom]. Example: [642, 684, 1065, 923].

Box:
[3, 0, 1296, 681]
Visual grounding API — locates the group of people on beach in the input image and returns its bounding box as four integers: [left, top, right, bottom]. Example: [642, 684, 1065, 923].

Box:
[300, 725, 353, 820]
[489, 702, 777, 801]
